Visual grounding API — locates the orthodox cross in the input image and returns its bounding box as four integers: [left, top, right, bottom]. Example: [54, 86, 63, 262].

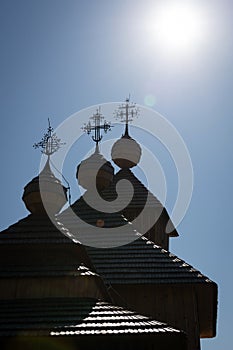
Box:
[33, 119, 71, 203]
[114, 96, 139, 136]
[33, 119, 65, 158]
[82, 107, 111, 148]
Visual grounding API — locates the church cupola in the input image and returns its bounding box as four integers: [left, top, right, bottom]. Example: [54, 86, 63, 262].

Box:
[76, 108, 114, 191]
[111, 97, 142, 169]
[22, 119, 68, 215]
[109, 98, 177, 250]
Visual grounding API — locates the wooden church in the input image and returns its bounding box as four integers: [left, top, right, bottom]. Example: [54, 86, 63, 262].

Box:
[0, 101, 217, 350]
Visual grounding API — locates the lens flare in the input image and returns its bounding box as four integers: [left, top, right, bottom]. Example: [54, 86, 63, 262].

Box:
[144, 94, 156, 107]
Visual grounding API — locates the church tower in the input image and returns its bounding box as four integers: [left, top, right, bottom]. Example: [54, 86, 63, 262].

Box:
[0, 103, 217, 350]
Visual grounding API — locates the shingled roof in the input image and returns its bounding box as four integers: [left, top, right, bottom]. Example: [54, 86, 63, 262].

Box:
[0, 297, 183, 337]
[0, 263, 96, 278]
[86, 236, 213, 285]
[102, 169, 178, 237]
[0, 214, 73, 245]
[57, 169, 177, 249]
[0, 202, 217, 339]
[0, 211, 213, 285]
[103, 168, 162, 209]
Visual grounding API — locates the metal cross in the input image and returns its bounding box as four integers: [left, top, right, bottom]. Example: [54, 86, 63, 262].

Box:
[82, 107, 111, 145]
[114, 96, 139, 136]
[33, 118, 65, 157]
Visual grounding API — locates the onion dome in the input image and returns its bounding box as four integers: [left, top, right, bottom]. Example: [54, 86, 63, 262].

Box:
[78, 107, 113, 191]
[76, 145, 114, 191]
[22, 159, 68, 215]
[112, 97, 141, 169]
[111, 134, 142, 169]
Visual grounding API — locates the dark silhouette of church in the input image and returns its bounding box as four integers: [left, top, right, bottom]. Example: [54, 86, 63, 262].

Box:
[0, 101, 217, 350]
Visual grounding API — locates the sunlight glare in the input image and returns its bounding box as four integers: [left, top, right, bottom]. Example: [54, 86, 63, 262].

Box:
[146, 2, 206, 54]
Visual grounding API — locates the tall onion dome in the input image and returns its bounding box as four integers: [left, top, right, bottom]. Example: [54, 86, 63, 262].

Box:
[23, 119, 68, 215]
[111, 97, 141, 169]
[77, 107, 113, 191]
[76, 145, 114, 191]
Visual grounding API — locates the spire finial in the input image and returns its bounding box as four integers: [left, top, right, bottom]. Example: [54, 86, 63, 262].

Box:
[82, 107, 111, 146]
[114, 96, 139, 137]
[33, 119, 65, 157]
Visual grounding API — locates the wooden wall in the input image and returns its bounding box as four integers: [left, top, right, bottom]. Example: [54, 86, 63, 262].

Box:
[109, 284, 201, 350]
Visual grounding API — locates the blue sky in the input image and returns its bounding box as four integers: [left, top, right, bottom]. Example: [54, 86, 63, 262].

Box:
[0, 0, 232, 348]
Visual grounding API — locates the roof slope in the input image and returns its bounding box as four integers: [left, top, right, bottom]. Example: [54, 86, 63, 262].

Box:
[103, 168, 162, 209]
[0, 214, 73, 245]
[87, 236, 214, 285]
[0, 213, 213, 285]
[102, 169, 178, 237]
[0, 263, 96, 278]
[0, 297, 182, 337]
[60, 196, 140, 248]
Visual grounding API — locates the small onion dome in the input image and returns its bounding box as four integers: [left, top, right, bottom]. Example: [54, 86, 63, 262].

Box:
[111, 134, 142, 169]
[76, 146, 114, 191]
[22, 159, 68, 215]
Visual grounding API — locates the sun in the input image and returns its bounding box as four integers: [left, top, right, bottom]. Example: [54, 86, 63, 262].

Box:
[146, 2, 206, 54]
